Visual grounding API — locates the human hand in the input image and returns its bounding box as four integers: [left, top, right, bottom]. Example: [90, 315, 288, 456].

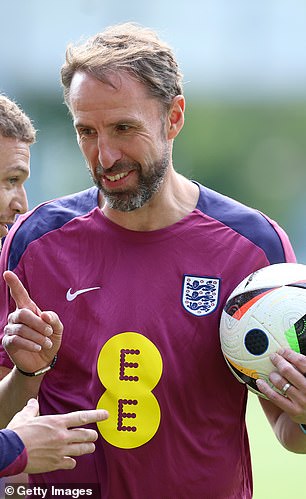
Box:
[7, 398, 109, 473]
[256, 348, 306, 424]
[2, 271, 63, 373]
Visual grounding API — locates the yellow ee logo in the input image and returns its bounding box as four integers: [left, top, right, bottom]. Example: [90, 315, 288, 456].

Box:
[96, 332, 163, 449]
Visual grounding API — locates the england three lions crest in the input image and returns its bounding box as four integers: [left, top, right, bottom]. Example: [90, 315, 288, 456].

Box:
[182, 275, 221, 316]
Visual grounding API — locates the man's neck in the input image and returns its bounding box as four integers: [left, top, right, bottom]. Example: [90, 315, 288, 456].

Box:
[100, 173, 200, 232]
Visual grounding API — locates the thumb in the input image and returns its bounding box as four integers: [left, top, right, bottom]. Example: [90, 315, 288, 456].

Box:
[7, 399, 40, 430]
[3, 270, 41, 316]
[21, 398, 40, 419]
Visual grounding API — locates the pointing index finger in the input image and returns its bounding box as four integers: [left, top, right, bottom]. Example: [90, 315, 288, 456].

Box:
[64, 409, 109, 428]
[3, 270, 41, 315]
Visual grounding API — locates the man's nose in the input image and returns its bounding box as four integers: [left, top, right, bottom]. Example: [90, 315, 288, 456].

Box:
[97, 136, 122, 170]
[11, 187, 28, 214]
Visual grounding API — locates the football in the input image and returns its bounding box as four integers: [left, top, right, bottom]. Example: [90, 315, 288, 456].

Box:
[219, 262, 306, 397]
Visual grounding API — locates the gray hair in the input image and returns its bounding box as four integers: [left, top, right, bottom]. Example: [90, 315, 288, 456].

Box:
[61, 22, 184, 110]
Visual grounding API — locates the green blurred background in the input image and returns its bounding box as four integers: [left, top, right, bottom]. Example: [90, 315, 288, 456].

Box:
[2, 1, 306, 496]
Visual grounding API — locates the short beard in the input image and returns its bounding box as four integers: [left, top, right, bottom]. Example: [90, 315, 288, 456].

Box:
[89, 147, 170, 212]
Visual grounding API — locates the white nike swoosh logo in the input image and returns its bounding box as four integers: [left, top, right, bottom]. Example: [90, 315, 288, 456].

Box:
[66, 287, 101, 301]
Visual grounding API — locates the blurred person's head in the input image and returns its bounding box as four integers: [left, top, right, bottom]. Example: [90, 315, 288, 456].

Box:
[0, 95, 36, 240]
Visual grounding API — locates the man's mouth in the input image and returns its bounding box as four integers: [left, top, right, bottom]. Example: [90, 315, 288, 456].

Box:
[105, 172, 129, 182]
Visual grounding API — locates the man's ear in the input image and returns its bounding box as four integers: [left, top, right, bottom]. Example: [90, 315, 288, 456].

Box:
[167, 95, 185, 139]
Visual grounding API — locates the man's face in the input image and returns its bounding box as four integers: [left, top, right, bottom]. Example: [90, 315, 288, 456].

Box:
[69, 71, 172, 212]
[0, 135, 30, 238]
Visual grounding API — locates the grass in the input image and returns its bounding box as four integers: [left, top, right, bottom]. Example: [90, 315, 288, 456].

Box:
[246, 393, 305, 498]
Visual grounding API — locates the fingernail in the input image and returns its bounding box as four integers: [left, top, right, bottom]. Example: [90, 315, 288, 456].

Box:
[44, 338, 53, 349]
[45, 326, 53, 336]
[27, 398, 37, 406]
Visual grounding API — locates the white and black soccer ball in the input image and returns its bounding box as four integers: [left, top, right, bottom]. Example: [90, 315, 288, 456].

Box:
[219, 263, 306, 397]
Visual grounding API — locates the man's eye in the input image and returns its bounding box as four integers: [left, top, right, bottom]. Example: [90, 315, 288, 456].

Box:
[78, 128, 96, 137]
[116, 124, 130, 131]
[8, 177, 18, 185]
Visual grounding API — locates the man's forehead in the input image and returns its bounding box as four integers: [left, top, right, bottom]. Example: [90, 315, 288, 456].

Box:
[0, 134, 30, 149]
[70, 71, 150, 107]
[0, 136, 30, 174]
[70, 71, 161, 131]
